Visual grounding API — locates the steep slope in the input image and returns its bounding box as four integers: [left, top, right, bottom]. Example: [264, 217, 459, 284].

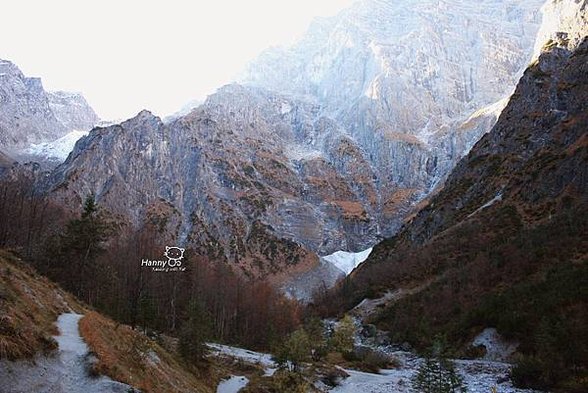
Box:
[39, 1, 547, 284]
[0, 59, 98, 160]
[0, 59, 67, 148]
[0, 250, 219, 393]
[321, 3, 588, 390]
[0, 149, 14, 170]
[47, 90, 99, 132]
[240, 0, 545, 238]
[45, 85, 385, 279]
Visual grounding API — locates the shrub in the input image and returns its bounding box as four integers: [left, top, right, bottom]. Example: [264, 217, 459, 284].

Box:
[511, 356, 544, 389]
[331, 315, 356, 355]
[273, 328, 311, 372]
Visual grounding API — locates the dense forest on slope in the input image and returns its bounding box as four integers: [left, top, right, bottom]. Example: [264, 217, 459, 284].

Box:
[0, 173, 302, 352]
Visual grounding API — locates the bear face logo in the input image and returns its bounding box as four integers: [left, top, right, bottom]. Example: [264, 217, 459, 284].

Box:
[164, 246, 185, 267]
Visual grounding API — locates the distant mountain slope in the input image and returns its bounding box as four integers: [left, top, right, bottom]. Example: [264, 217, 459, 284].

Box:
[47, 90, 99, 132]
[46, 85, 382, 279]
[240, 0, 545, 238]
[38, 1, 547, 283]
[320, 3, 588, 390]
[0, 59, 98, 153]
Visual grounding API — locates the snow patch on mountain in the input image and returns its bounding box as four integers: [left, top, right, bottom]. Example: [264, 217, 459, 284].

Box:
[322, 248, 373, 275]
[25, 130, 88, 162]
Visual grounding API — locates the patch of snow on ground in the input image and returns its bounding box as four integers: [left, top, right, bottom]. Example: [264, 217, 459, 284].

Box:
[217, 375, 249, 393]
[468, 191, 503, 218]
[208, 343, 277, 376]
[332, 351, 541, 393]
[332, 367, 415, 393]
[285, 144, 324, 161]
[0, 312, 134, 393]
[472, 328, 519, 362]
[322, 248, 373, 275]
[25, 130, 88, 162]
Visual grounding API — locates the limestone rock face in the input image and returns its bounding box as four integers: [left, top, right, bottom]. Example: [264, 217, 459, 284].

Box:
[0, 59, 66, 148]
[239, 0, 545, 239]
[47, 91, 99, 132]
[0, 59, 98, 155]
[46, 86, 382, 278]
[42, 1, 552, 281]
[346, 0, 588, 305]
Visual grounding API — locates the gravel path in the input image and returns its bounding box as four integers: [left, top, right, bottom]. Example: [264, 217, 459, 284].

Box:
[0, 313, 135, 393]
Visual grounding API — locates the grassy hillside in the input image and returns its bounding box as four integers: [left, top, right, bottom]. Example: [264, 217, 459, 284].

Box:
[80, 311, 220, 393]
[0, 249, 83, 359]
[0, 250, 223, 393]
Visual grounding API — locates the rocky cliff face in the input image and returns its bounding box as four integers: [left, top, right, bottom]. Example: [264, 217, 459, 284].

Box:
[0, 59, 66, 148]
[0, 59, 98, 153]
[323, 2, 587, 387]
[47, 85, 385, 279]
[240, 0, 545, 239]
[40, 0, 549, 280]
[47, 91, 99, 132]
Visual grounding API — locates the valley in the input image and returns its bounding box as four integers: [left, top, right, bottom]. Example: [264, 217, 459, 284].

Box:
[0, 0, 586, 392]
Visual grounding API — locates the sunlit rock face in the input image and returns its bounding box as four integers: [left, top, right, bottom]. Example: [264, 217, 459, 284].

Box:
[0, 59, 67, 148]
[240, 0, 545, 238]
[47, 91, 99, 132]
[0, 59, 100, 169]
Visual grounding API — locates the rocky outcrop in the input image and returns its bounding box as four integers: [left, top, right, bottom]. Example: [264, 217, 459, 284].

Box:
[0, 60, 66, 148]
[47, 91, 99, 132]
[0, 59, 98, 152]
[533, 0, 588, 58]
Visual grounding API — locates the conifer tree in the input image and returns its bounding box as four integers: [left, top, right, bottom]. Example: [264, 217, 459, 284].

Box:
[412, 340, 467, 393]
[178, 300, 210, 363]
[57, 194, 114, 299]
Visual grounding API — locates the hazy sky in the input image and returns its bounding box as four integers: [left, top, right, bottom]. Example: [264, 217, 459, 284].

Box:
[1, 0, 354, 120]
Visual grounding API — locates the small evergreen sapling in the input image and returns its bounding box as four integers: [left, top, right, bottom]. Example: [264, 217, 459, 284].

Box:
[412, 339, 467, 393]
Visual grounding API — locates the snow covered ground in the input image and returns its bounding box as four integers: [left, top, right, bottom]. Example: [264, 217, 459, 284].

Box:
[208, 343, 277, 376]
[472, 328, 519, 362]
[216, 375, 249, 393]
[0, 313, 134, 393]
[209, 343, 278, 393]
[322, 248, 373, 275]
[207, 341, 540, 393]
[333, 351, 540, 393]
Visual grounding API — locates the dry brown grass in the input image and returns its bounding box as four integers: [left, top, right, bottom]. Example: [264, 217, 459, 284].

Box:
[79, 311, 218, 393]
[332, 200, 368, 220]
[0, 250, 83, 360]
[0, 249, 227, 392]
